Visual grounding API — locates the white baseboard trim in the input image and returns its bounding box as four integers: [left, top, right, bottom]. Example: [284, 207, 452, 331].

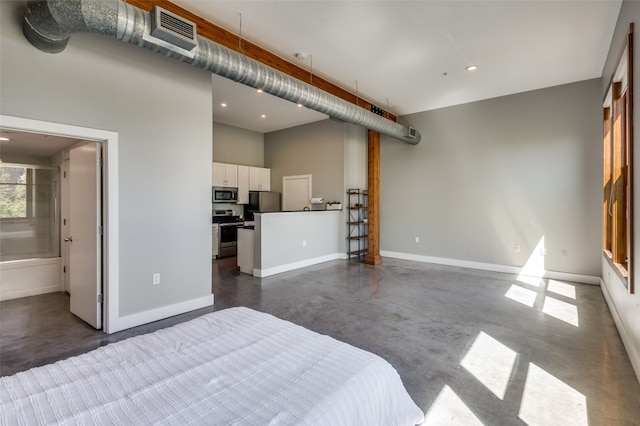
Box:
[380, 251, 601, 285]
[107, 294, 214, 334]
[600, 279, 640, 384]
[254, 253, 346, 278]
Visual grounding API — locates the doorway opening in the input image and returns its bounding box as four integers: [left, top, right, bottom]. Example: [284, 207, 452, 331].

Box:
[0, 115, 119, 333]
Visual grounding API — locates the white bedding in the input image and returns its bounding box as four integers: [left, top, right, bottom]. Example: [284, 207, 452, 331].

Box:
[1, 307, 424, 425]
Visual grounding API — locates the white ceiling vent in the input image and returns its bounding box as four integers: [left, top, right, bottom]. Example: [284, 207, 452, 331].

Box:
[150, 6, 197, 51]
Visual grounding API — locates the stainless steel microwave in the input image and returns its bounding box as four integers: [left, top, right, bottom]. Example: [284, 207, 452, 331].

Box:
[213, 187, 238, 203]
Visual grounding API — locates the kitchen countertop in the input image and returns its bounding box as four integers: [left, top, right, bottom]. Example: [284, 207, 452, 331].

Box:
[259, 209, 340, 213]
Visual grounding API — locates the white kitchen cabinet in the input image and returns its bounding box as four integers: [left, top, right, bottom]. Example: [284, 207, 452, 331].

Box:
[212, 162, 238, 187]
[212, 162, 224, 186]
[249, 167, 271, 191]
[225, 164, 238, 187]
[237, 165, 249, 204]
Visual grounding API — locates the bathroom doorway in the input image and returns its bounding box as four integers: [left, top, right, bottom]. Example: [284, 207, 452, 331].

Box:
[0, 115, 119, 332]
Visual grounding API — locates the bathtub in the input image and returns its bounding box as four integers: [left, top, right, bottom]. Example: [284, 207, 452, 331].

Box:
[0, 257, 62, 301]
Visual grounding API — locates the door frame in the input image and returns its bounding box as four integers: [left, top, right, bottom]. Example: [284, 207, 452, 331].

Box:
[0, 115, 120, 334]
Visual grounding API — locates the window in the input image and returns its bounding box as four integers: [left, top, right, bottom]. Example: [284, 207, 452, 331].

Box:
[603, 25, 634, 293]
[0, 165, 31, 219]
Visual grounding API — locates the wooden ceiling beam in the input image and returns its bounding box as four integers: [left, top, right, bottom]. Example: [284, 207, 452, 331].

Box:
[124, 0, 397, 122]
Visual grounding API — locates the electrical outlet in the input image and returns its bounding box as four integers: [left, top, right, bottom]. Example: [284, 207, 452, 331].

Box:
[302, 240, 307, 247]
[415, 236, 420, 243]
[152, 273, 161, 285]
[514, 245, 521, 253]
[562, 249, 568, 257]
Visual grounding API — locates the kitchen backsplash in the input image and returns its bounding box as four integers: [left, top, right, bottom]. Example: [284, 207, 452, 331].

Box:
[212, 203, 244, 216]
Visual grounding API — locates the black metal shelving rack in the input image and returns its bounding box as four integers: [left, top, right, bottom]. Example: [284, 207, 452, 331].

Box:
[347, 189, 368, 260]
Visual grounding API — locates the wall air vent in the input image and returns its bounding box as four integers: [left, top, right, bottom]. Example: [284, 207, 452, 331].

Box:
[150, 6, 197, 51]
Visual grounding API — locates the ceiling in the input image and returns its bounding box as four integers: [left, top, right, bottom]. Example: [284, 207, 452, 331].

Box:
[1, 1, 624, 154]
[0, 129, 85, 160]
[174, 0, 622, 133]
[211, 74, 329, 133]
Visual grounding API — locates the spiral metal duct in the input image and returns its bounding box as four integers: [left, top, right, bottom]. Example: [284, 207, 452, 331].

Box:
[22, 0, 421, 144]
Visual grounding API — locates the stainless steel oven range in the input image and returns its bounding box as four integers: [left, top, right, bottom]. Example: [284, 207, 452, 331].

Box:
[213, 210, 244, 258]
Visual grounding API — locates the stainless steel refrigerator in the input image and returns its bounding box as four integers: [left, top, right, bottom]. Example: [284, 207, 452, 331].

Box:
[244, 191, 281, 220]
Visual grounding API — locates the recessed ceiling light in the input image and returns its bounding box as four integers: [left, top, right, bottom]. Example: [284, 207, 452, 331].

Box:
[260, 114, 267, 118]
[465, 65, 479, 71]
[220, 103, 227, 107]
[297, 104, 303, 108]
[257, 89, 263, 93]
[0, 137, 9, 141]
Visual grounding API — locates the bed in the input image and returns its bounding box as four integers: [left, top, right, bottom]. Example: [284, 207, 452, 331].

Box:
[0, 307, 424, 425]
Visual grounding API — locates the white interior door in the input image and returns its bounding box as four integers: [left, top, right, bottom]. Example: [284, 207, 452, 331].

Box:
[282, 175, 312, 211]
[68, 143, 102, 329]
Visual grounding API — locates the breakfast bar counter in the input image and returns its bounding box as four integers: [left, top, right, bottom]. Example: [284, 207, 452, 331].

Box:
[237, 210, 342, 277]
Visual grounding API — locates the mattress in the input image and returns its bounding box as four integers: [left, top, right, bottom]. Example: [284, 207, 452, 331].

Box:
[1, 307, 424, 425]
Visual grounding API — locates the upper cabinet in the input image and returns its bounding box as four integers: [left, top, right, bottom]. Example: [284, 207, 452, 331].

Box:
[213, 162, 270, 194]
[249, 167, 271, 191]
[237, 165, 249, 204]
[212, 162, 224, 186]
[212, 162, 238, 187]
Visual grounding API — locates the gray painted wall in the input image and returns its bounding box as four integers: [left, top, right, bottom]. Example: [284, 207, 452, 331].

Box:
[383, 79, 602, 277]
[600, 0, 640, 380]
[265, 119, 367, 253]
[265, 119, 346, 202]
[213, 122, 264, 166]
[1, 1, 213, 316]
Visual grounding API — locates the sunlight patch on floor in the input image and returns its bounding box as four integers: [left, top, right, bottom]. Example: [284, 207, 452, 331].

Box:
[425, 236, 586, 424]
[517, 274, 545, 287]
[505, 284, 538, 307]
[542, 296, 579, 327]
[519, 363, 588, 426]
[460, 332, 518, 399]
[422, 385, 485, 426]
[511, 237, 580, 327]
[547, 280, 576, 299]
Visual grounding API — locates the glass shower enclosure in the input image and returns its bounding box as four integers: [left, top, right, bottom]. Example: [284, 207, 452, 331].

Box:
[0, 163, 60, 261]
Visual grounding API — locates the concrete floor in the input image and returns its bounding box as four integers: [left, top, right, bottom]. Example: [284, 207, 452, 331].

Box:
[2, 257, 639, 425]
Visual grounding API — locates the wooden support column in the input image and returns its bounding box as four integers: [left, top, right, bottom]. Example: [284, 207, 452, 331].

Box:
[365, 130, 382, 265]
